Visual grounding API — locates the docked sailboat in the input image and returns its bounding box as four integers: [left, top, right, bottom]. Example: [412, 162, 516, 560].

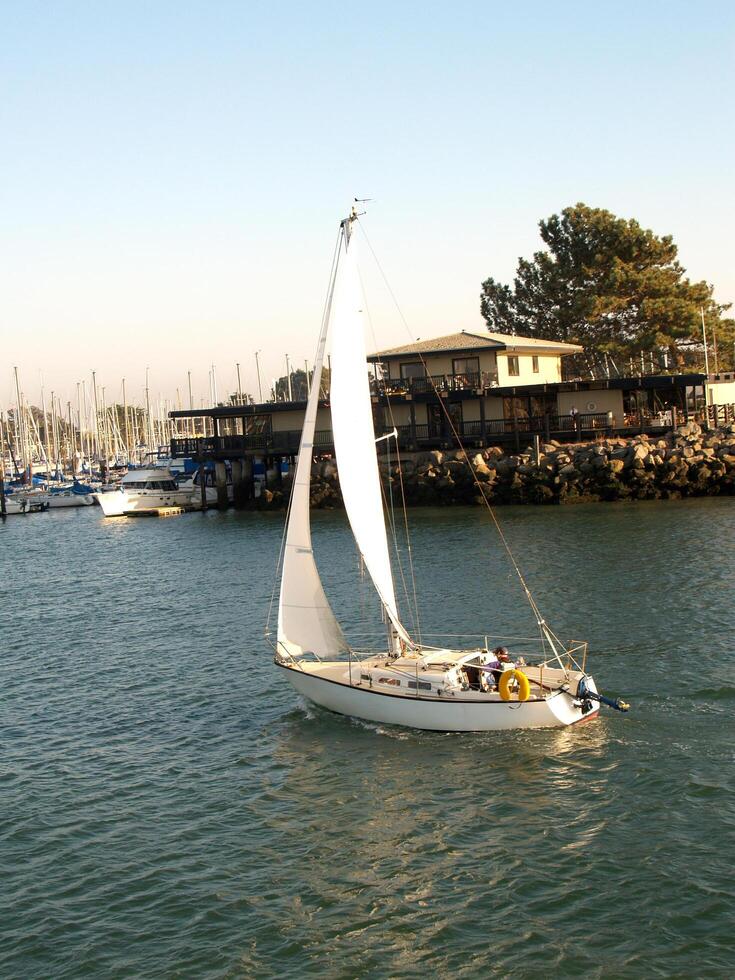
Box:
[268, 210, 627, 732]
[47, 482, 97, 508]
[3, 493, 50, 515]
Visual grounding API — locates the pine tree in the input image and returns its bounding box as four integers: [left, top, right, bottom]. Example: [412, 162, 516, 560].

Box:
[481, 204, 734, 370]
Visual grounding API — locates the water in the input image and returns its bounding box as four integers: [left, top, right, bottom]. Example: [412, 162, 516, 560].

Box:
[1, 501, 734, 978]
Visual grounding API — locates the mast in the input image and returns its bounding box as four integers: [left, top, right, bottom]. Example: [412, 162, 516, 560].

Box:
[41, 386, 52, 472]
[50, 392, 59, 477]
[92, 371, 101, 463]
[13, 367, 28, 481]
[76, 382, 83, 470]
[122, 378, 131, 463]
[67, 401, 75, 474]
[145, 368, 155, 456]
[187, 371, 194, 437]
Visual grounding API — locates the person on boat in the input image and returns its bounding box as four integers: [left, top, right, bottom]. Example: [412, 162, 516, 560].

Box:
[479, 669, 494, 692]
[485, 646, 512, 689]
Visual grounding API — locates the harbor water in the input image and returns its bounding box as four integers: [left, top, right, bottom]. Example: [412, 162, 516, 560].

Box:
[2, 500, 734, 978]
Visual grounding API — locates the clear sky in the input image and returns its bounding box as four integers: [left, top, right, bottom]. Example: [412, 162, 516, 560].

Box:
[2, 0, 733, 410]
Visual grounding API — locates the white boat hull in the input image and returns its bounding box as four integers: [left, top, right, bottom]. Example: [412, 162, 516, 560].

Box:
[48, 491, 96, 508]
[279, 662, 599, 732]
[95, 489, 196, 516]
[3, 496, 50, 515]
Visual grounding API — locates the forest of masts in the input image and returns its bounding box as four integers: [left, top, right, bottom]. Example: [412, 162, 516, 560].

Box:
[1, 361, 328, 478]
[1, 367, 220, 478]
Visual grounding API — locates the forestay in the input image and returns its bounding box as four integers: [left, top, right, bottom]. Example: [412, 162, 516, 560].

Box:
[329, 226, 411, 645]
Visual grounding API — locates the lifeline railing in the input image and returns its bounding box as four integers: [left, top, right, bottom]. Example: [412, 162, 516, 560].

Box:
[341, 631, 589, 675]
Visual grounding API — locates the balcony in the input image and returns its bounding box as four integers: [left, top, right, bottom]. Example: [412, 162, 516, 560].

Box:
[375, 371, 498, 397]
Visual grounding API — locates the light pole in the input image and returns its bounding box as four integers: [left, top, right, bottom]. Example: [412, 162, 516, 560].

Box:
[285, 355, 293, 402]
[255, 350, 263, 403]
[701, 307, 710, 410]
[236, 362, 242, 403]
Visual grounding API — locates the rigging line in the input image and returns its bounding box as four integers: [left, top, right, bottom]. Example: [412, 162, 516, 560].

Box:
[382, 434, 407, 624]
[384, 432, 416, 636]
[391, 432, 423, 648]
[374, 368, 422, 642]
[356, 219, 561, 650]
[264, 224, 343, 640]
[377, 450, 416, 636]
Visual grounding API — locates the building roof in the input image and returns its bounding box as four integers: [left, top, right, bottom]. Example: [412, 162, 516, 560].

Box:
[368, 330, 583, 359]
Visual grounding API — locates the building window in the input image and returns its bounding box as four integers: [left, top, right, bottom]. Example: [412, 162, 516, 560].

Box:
[532, 356, 539, 373]
[530, 393, 556, 416]
[243, 414, 272, 435]
[400, 362, 425, 379]
[448, 401, 463, 429]
[452, 356, 480, 377]
[507, 355, 520, 376]
[503, 396, 530, 420]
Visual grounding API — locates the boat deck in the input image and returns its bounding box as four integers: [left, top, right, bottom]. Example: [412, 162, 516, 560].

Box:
[287, 654, 580, 703]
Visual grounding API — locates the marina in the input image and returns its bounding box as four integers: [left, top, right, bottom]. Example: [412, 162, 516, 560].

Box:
[3, 1, 734, 974]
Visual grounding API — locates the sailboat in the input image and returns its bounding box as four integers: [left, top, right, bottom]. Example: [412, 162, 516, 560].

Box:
[268, 209, 627, 732]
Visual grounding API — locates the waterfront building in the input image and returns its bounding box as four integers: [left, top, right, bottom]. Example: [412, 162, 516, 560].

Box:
[169, 330, 733, 505]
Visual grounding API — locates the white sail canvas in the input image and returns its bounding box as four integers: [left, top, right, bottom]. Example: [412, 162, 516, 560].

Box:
[329, 231, 411, 645]
[277, 289, 346, 658]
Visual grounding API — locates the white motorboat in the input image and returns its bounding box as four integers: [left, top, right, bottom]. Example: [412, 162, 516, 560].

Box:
[267, 209, 628, 732]
[176, 470, 219, 506]
[95, 467, 200, 516]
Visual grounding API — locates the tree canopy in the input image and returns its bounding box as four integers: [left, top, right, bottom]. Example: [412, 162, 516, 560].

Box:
[480, 204, 734, 371]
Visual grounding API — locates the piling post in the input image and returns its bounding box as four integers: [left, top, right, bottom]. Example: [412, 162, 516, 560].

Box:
[198, 461, 208, 511]
[215, 460, 228, 510]
[511, 397, 520, 452]
[0, 414, 6, 518]
[241, 456, 253, 501]
[231, 459, 245, 509]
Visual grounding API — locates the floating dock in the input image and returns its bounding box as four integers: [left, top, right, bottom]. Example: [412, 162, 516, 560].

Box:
[124, 506, 188, 518]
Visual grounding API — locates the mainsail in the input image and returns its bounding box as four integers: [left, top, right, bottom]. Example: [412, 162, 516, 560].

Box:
[329, 222, 411, 645]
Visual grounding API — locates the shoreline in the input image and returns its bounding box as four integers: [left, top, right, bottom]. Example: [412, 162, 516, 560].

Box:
[253, 421, 735, 509]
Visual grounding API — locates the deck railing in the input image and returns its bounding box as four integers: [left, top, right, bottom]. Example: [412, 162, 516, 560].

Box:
[171, 415, 623, 458]
[377, 371, 498, 396]
[170, 403, 735, 460]
[705, 403, 735, 427]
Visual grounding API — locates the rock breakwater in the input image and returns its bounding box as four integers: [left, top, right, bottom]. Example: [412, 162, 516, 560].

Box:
[256, 422, 735, 508]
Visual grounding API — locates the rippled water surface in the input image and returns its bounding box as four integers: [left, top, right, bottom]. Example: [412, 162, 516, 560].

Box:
[2, 500, 734, 978]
